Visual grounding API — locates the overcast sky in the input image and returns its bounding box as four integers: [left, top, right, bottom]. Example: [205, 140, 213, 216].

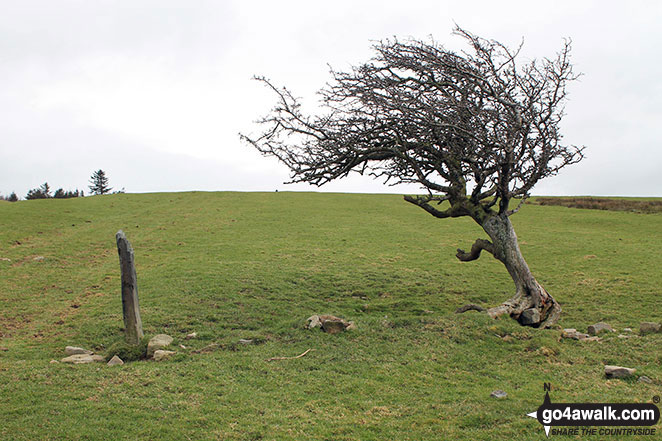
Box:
[1, 0, 661, 198]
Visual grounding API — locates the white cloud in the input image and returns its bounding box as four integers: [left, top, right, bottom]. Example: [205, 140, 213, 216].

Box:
[1, 0, 661, 197]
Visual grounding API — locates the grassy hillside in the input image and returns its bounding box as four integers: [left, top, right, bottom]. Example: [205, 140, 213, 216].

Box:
[1, 192, 661, 440]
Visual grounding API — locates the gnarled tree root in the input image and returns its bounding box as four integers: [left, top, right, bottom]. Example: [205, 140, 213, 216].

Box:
[455, 304, 487, 314]
[458, 292, 561, 329]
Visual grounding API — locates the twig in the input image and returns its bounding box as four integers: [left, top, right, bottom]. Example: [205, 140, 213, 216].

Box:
[267, 348, 313, 362]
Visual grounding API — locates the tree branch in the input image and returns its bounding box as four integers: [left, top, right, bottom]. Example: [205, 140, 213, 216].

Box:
[456, 238, 495, 261]
[403, 195, 470, 219]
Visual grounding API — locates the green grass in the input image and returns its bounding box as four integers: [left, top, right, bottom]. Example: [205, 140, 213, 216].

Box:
[1, 192, 661, 440]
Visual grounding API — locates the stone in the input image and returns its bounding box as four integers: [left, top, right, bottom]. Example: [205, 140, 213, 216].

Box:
[65, 346, 92, 356]
[306, 315, 322, 329]
[345, 321, 357, 331]
[321, 320, 346, 334]
[91, 355, 105, 362]
[605, 365, 636, 379]
[308, 314, 353, 333]
[61, 354, 95, 364]
[192, 343, 219, 354]
[153, 350, 176, 361]
[587, 322, 614, 335]
[185, 332, 197, 339]
[238, 339, 253, 345]
[33, 256, 45, 261]
[0, 257, 11, 262]
[107, 355, 124, 366]
[623, 328, 633, 333]
[49, 359, 59, 364]
[519, 308, 540, 325]
[640, 322, 661, 335]
[638, 375, 653, 384]
[490, 390, 507, 399]
[147, 334, 173, 357]
[562, 329, 590, 340]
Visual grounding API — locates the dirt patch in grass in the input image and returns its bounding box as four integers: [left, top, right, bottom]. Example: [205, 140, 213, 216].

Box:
[534, 197, 662, 213]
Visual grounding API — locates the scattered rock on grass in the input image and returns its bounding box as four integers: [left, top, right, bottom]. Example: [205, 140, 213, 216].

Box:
[192, 343, 219, 354]
[61, 354, 104, 364]
[638, 376, 653, 384]
[605, 365, 636, 379]
[587, 322, 614, 335]
[562, 329, 590, 340]
[640, 322, 661, 335]
[33, 256, 45, 261]
[185, 332, 197, 339]
[107, 355, 124, 366]
[306, 315, 322, 329]
[153, 350, 176, 361]
[238, 339, 254, 345]
[307, 315, 355, 334]
[490, 390, 507, 399]
[147, 334, 173, 357]
[65, 346, 92, 356]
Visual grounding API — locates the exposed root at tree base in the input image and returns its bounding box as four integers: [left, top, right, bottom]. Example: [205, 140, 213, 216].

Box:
[455, 304, 487, 313]
[458, 297, 561, 329]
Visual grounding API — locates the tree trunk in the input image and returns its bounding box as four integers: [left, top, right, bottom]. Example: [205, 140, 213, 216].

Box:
[479, 214, 561, 328]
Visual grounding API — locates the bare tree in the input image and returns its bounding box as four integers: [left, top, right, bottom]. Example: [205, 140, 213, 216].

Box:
[241, 27, 584, 328]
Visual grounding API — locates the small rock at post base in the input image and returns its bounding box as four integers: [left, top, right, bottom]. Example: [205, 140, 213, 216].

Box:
[153, 350, 176, 361]
[638, 375, 653, 384]
[604, 365, 636, 379]
[107, 355, 124, 366]
[65, 346, 93, 356]
[587, 322, 614, 335]
[147, 334, 173, 357]
[61, 354, 104, 364]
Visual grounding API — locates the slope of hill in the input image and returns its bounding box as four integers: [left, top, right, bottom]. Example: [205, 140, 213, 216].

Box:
[1, 192, 660, 440]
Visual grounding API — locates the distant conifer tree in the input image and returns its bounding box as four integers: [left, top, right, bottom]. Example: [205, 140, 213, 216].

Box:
[26, 182, 51, 200]
[89, 170, 112, 195]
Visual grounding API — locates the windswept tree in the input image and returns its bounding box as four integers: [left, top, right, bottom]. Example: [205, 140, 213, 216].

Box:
[89, 170, 112, 195]
[241, 27, 584, 328]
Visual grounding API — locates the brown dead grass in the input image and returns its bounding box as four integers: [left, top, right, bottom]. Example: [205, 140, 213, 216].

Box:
[534, 197, 662, 213]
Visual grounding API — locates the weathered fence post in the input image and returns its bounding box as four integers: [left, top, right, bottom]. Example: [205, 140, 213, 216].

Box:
[116, 230, 144, 344]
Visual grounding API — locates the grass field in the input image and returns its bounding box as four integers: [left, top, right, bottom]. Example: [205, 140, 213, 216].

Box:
[1, 192, 661, 440]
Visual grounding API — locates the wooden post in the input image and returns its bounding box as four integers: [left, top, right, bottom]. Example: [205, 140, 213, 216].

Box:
[116, 230, 144, 344]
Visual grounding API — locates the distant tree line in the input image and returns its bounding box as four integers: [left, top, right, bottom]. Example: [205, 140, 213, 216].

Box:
[0, 192, 18, 202]
[25, 182, 84, 200]
[1, 169, 120, 202]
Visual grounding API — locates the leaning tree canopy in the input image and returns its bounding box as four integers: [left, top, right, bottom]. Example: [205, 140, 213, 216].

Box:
[242, 27, 584, 216]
